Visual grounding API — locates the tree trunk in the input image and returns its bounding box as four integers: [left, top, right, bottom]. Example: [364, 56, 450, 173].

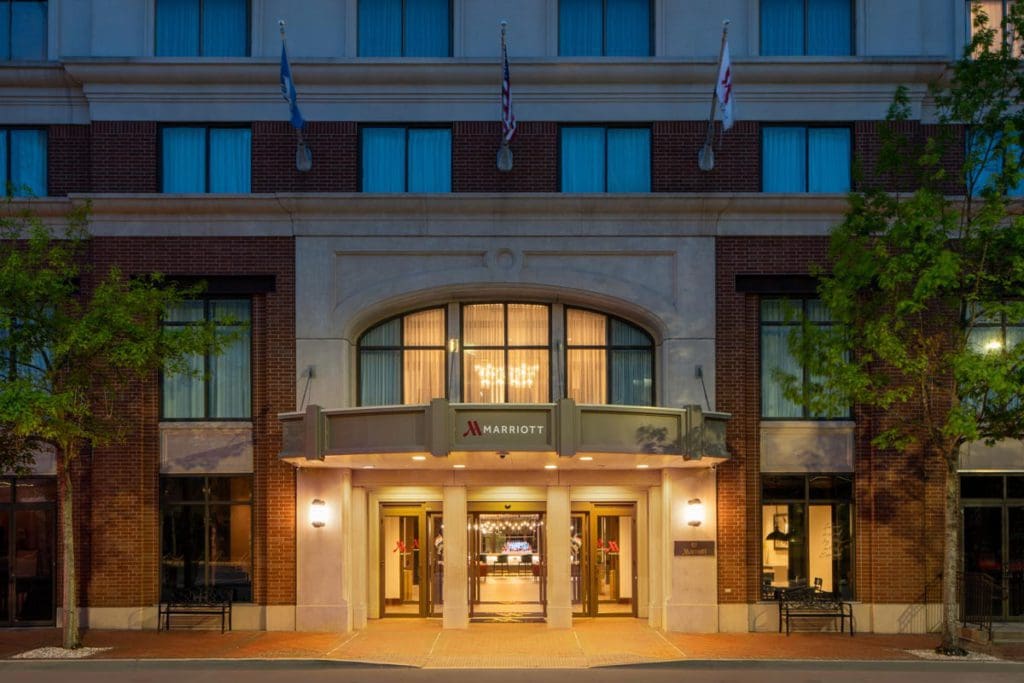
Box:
[938, 453, 966, 655]
[59, 443, 80, 649]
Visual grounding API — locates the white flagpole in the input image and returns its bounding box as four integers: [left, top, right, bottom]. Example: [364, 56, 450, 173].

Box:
[280, 20, 312, 172]
[699, 20, 730, 172]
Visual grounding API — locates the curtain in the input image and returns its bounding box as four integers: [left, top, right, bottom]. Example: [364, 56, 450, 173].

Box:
[808, 128, 850, 192]
[203, 0, 247, 57]
[561, 127, 605, 192]
[361, 350, 401, 405]
[362, 127, 406, 192]
[408, 128, 451, 192]
[163, 352, 204, 418]
[463, 349, 504, 403]
[611, 349, 651, 405]
[610, 318, 649, 346]
[404, 308, 445, 346]
[403, 309, 445, 404]
[209, 300, 250, 418]
[507, 349, 548, 403]
[567, 309, 605, 346]
[156, 0, 199, 56]
[463, 304, 504, 347]
[9, 129, 46, 196]
[359, 0, 401, 56]
[607, 128, 650, 192]
[363, 318, 401, 346]
[11, 1, 47, 60]
[606, 0, 650, 56]
[559, 0, 602, 56]
[209, 128, 251, 193]
[508, 304, 548, 346]
[162, 127, 205, 192]
[762, 127, 806, 192]
[761, 324, 803, 417]
[807, 0, 851, 55]
[761, 0, 803, 55]
[568, 349, 606, 404]
[405, 0, 449, 57]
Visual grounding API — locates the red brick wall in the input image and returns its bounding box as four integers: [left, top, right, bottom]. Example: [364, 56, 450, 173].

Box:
[252, 121, 357, 192]
[452, 122, 558, 192]
[89, 122, 158, 193]
[715, 236, 945, 606]
[65, 237, 296, 611]
[47, 125, 91, 196]
[652, 121, 761, 192]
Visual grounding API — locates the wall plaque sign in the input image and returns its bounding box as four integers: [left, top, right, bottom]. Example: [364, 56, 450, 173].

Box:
[674, 540, 715, 557]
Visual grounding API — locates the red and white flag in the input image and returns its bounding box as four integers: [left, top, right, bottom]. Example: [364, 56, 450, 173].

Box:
[501, 29, 517, 144]
[715, 38, 733, 131]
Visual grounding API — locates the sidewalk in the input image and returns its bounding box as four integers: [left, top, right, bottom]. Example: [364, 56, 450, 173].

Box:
[0, 619, 1019, 668]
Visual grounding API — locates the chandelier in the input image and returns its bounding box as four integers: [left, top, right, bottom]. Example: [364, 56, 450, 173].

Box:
[474, 362, 539, 389]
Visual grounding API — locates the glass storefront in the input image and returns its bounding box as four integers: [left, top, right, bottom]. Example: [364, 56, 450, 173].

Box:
[468, 510, 546, 621]
[0, 477, 56, 626]
[962, 474, 1024, 620]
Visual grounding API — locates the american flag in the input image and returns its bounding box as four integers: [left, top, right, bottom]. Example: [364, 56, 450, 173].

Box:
[501, 29, 516, 144]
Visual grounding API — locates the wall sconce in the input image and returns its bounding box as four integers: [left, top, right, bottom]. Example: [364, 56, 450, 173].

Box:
[685, 498, 705, 527]
[310, 499, 327, 528]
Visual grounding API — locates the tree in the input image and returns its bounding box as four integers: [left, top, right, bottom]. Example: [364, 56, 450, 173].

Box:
[0, 204, 225, 648]
[779, 4, 1024, 655]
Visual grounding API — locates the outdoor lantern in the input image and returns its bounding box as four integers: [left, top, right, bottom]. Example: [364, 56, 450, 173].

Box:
[685, 498, 705, 527]
[310, 498, 327, 528]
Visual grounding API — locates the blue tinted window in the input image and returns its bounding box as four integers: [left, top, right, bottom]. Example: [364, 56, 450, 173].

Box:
[359, 0, 450, 57]
[560, 0, 650, 56]
[1, 1, 47, 60]
[968, 130, 1024, 197]
[762, 126, 850, 193]
[561, 126, 650, 192]
[162, 126, 251, 193]
[361, 127, 451, 193]
[761, 0, 851, 56]
[156, 0, 249, 57]
[0, 128, 46, 196]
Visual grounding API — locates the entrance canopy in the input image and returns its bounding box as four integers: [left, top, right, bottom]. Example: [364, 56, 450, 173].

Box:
[279, 398, 730, 469]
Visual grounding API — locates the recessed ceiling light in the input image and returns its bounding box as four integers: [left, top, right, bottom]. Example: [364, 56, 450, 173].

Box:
[412, 455, 426, 461]
[637, 464, 649, 469]
[453, 464, 466, 469]
[362, 465, 374, 469]
[580, 456, 594, 461]
[544, 464, 558, 470]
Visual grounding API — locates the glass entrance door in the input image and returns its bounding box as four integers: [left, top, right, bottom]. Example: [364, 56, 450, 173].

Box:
[572, 503, 636, 616]
[1, 478, 56, 626]
[380, 504, 441, 618]
[962, 475, 1024, 622]
[1009, 506, 1024, 619]
[468, 507, 545, 621]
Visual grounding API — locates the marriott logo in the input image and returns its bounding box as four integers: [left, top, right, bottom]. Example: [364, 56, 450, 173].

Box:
[462, 420, 545, 437]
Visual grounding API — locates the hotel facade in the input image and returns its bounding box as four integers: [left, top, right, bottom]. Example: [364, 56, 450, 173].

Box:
[1, 0, 1022, 634]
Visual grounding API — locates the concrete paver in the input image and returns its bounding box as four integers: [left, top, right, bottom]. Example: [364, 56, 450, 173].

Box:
[0, 618, 1020, 668]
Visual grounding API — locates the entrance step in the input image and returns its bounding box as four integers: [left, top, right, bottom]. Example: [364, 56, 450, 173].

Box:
[992, 623, 1024, 645]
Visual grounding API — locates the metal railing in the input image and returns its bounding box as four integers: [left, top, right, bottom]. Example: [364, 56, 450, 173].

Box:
[959, 572, 1000, 638]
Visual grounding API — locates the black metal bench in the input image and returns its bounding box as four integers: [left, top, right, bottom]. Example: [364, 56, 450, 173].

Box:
[778, 586, 854, 636]
[159, 588, 232, 633]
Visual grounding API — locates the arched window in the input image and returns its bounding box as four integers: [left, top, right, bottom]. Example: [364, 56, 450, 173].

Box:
[566, 308, 653, 406]
[358, 307, 446, 406]
[357, 303, 654, 407]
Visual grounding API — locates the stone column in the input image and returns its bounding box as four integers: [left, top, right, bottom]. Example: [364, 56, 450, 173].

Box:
[350, 485, 368, 629]
[442, 485, 469, 628]
[546, 485, 572, 628]
[296, 467, 349, 631]
[648, 482, 665, 629]
[665, 467, 718, 633]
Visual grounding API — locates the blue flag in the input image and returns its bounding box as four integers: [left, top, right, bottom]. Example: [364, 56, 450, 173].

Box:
[280, 41, 304, 129]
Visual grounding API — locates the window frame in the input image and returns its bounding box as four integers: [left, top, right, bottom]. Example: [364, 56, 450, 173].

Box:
[0, 126, 47, 197]
[558, 0, 654, 57]
[159, 296, 252, 421]
[558, 123, 653, 193]
[159, 474, 254, 603]
[760, 123, 853, 193]
[356, 0, 453, 57]
[761, 473, 855, 599]
[760, 296, 851, 420]
[358, 124, 453, 193]
[159, 124, 252, 194]
[356, 305, 449, 406]
[0, 0, 47, 61]
[154, 0, 251, 57]
[460, 302, 553, 404]
[563, 306, 654, 405]
[759, 0, 855, 57]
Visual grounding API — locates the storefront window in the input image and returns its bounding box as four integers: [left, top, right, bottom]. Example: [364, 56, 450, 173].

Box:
[762, 474, 853, 599]
[160, 475, 252, 602]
